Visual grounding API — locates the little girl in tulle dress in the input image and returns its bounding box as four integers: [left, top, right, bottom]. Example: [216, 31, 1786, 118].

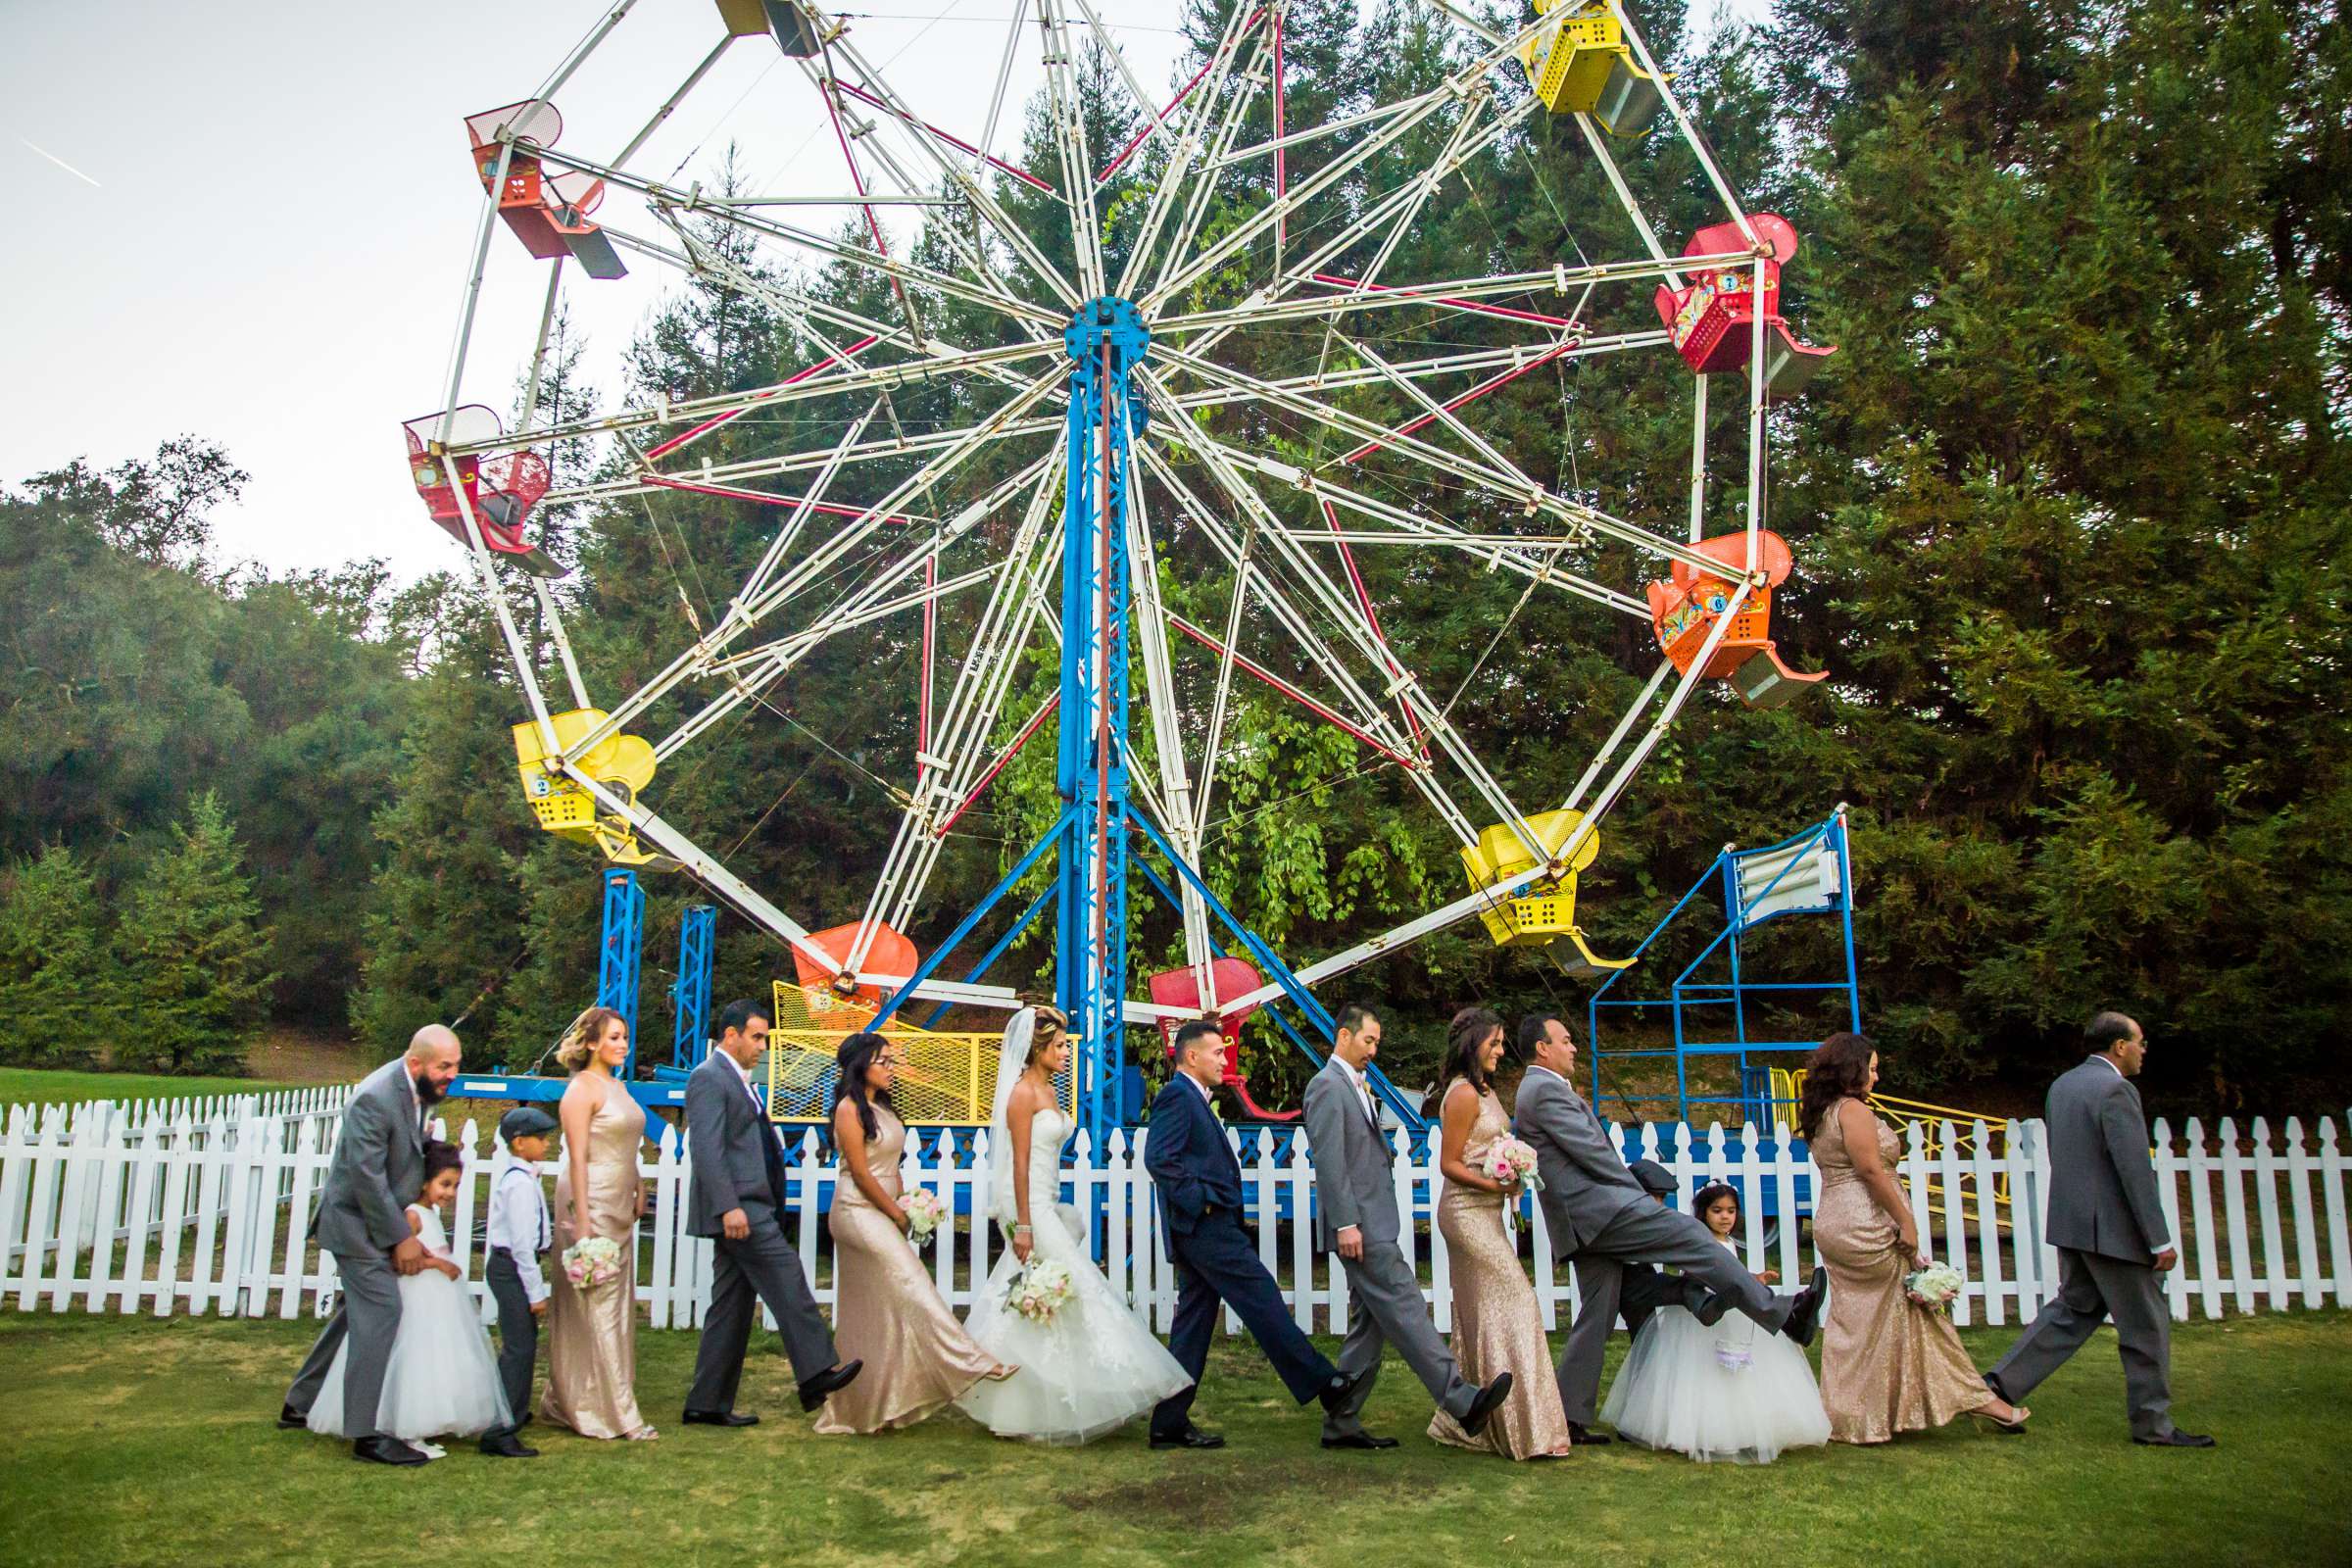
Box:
[1601, 1183, 1831, 1463]
[309, 1140, 512, 1455]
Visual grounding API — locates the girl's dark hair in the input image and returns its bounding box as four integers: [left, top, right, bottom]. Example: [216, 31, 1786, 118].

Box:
[421, 1139, 464, 1185]
[1436, 1006, 1505, 1108]
[833, 1031, 896, 1142]
[1691, 1181, 1740, 1228]
[1798, 1031, 1877, 1140]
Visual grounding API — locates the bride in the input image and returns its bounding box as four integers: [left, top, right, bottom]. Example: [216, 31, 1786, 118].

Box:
[957, 1004, 1192, 1444]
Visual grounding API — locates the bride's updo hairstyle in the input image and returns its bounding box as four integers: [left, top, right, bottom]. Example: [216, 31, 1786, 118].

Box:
[555, 1005, 626, 1073]
[1029, 1004, 1068, 1054]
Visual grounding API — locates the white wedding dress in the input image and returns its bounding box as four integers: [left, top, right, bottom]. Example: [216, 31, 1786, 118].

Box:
[308, 1206, 512, 1449]
[956, 1104, 1192, 1445]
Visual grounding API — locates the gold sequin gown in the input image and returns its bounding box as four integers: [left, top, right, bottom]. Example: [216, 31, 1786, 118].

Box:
[1812, 1098, 1991, 1443]
[1429, 1090, 1573, 1459]
[817, 1105, 1014, 1435]
[543, 1083, 651, 1439]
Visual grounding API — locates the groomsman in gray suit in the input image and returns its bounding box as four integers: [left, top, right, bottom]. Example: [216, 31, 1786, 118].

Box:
[682, 999, 861, 1424]
[1986, 1012, 2212, 1447]
[1302, 1004, 1513, 1448]
[1512, 1014, 1823, 1444]
[278, 1024, 463, 1465]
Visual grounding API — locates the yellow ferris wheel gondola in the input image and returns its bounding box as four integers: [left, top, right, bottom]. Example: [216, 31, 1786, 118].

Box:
[1517, 0, 1668, 137]
[1459, 808, 1634, 980]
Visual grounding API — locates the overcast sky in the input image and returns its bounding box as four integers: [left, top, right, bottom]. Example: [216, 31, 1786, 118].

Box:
[0, 0, 1763, 584]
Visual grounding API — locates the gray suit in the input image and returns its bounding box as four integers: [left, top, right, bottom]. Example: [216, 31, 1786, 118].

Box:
[683, 1052, 838, 1411]
[1988, 1056, 2178, 1438]
[1514, 1066, 1797, 1426]
[1302, 1060, 1480, 1436]
[283, 1057, 426, 1439]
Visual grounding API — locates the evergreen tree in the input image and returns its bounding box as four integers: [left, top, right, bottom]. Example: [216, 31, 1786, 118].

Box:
[116, 791, 275, 1075]
[0, 845, 113, 1069]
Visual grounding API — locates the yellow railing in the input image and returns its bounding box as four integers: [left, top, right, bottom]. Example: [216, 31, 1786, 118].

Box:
[761, 981, 1074, 1127]
[1766, 1069, 2013, 1228]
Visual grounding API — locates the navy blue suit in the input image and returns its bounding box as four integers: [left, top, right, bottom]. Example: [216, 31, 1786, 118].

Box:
[1145, 1075, 1337, 1438]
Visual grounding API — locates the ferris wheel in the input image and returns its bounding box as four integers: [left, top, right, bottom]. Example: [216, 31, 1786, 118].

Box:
[409, 0, 1836, 1138]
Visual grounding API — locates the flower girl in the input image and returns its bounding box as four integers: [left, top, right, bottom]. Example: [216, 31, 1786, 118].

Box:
[1600, 1183, 1831, 1463]
[309, 1141, 512, 1455]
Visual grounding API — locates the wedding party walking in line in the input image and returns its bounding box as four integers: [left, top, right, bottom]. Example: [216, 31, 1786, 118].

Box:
[277, 1002, 2213, 1470]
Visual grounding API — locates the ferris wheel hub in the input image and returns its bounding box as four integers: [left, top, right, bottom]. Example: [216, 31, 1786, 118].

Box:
[1062, 296, 1151, 367]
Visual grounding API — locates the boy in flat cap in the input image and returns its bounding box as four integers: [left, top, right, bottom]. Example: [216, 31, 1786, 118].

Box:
[480, 1106, 558, 1457]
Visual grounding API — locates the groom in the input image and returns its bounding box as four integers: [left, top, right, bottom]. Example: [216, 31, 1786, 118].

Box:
[1303, 1004, 1512, 1448]
[278, 1023, 463, 1466]
[682, 998, 861, 1425]
[1146, 1021, 1375, 1449]
[1513, 1013, 1824, 1444]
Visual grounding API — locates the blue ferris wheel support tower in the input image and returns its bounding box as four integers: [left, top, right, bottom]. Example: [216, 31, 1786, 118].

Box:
[1057, 297, 1150, 1149]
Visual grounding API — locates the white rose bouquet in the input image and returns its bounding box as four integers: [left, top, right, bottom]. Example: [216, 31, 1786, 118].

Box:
[1905, 1262, 1965, 1312]
[903, 1188, 947, 1248]
[562, 1236, 624, 1290]
[1006, 1258, 1074, 1324]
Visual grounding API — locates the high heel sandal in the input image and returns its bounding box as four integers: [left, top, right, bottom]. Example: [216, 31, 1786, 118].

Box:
[1971, 1404, 2030, 1435]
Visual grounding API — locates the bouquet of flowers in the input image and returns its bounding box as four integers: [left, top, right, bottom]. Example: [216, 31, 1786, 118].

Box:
[903, 1188, 947, 1248]
[1006, 1258, 1075, 1324]
[1483, 1137, 1544, 1193]
[1905, 1261, 1965, 1312]
[562, 1236, 624, 1290]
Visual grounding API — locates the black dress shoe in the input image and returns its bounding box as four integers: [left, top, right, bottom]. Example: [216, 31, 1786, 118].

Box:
[277, 1403, 308, 1431]
[1317, 1365, 1378, 1416]
[353, 1436, 430, 1466]
[2134, 1430, 2216, 1447]
[1150, 1425, 1227, 1449]
[682, 1408, 760, 1428]
[1321, 1432, 1399, 1450]
[479, 1432, 540, 1458]
[1566, 1422, 1613, 1446]
[1780, 1269, 1828, 1348]
[798, 1359, 864, 1412]
[1458, 1371, 1515, 1439]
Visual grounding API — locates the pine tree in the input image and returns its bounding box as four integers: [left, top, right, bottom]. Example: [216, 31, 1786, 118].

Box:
[0, 845, 114, 1068]
[116, 791, 276, 1075]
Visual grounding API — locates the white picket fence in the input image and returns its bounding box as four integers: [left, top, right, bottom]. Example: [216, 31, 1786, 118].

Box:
[0, 1087, 353, 1273]
[3, 1097, 2348, 1334]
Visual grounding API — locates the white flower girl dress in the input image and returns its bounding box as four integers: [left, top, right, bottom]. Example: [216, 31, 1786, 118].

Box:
[308, 1204, 512, 1453]
[1601, 1236, 1831, 1463]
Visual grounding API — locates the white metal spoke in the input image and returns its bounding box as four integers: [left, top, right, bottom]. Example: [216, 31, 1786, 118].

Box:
[1116, 0, 1262, 298]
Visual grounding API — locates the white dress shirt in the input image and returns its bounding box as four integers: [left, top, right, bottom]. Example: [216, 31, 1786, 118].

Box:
[485, 1151, 552, 1303]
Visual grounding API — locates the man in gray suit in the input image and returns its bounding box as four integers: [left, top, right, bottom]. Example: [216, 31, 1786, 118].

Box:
[1513, 1014, 1823, 1443]
[1986, 1011, 2211, 1447]
[1303, 1004, 1512, 1448]
[682, 999, 860, 1424]
[278, 1024, 463, 1465]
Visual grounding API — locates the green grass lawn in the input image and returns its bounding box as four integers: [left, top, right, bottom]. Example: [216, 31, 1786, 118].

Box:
[0, 1067, 318, 1112]
[1, 1310, 2343, 1568]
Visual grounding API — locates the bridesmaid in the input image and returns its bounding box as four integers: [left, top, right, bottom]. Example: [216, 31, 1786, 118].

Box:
[1428, 1007, 1573, 1459]
[818, 1031, 1015, 1435]
[543, 1007, 658, 1441]
[1803, 1031, 2029, 1444]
